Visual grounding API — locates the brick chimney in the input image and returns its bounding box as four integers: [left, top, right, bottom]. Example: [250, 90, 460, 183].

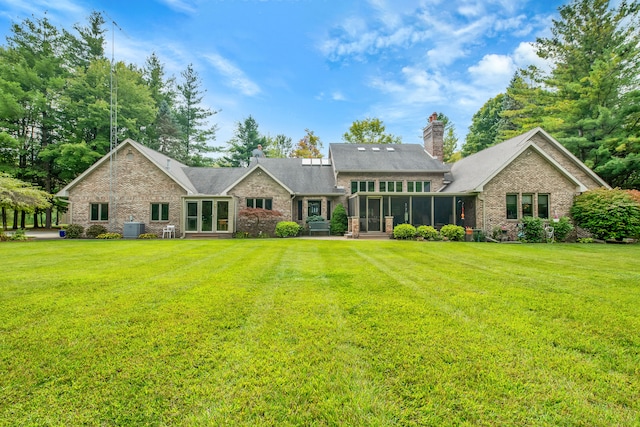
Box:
[423, 112, 444, 160]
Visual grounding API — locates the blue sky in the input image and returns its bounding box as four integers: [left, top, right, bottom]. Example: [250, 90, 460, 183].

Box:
[0, 0, 565, 154]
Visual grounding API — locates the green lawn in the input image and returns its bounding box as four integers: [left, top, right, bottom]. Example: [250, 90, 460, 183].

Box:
[1, 239, 639, 426]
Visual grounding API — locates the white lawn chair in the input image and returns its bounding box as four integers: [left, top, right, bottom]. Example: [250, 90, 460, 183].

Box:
[162, 225, 176, 239]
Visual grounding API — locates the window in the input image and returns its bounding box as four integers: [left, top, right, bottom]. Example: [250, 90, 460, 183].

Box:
[247, 198, 273, 210]
[151, 203, 169, 221]
[522, 194, 533, 217]
[506, 195, 518, 219]
[351, 181, 375, 193]
[407, 181, 431, 192]
[538, 194, 549, 219]
[380, 181, 403, 192]
[308, 200, 321, 217]
[90, 203, 109, 221]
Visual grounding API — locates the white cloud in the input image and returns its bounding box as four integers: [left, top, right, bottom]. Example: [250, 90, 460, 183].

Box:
[157, 0, 197, 14]
[467, 53, 516, 88]
[203, 53, 261, 97]
[513, 41, 551, 72]
[332, 91, 346, 101]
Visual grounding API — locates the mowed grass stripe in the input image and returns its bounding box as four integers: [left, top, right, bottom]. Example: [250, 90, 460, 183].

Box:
[0, 239, 639, 426]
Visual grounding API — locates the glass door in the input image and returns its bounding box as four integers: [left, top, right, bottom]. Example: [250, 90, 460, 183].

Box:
[186, 202, 198, 231]
[367, 197, 382, 232]
[217, 201, 229, 231]
[202, 201, 213, 232]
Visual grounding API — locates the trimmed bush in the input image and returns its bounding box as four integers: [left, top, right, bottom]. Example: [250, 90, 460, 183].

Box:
[520, 216, 545, 243]
[393, 223, 416, 240]
[440, 224, 465, 241]
[416, 225, 438, 240]
[138, 233, 158, 239]
[571, 188, 640, 240]
[65, 224, 84, 239]
[275, 221, 302, 237]
[330, 203, 348, 235]
[86, 224, 108, 239]
[96, 233, 122, 239]
[552, 217, 574, 242]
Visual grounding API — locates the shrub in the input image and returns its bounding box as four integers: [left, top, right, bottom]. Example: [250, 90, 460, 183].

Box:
[238, 208, 284, 237]
[86, 224, 108, 239]
[138, 233, 158, 239]
[0, 231, 9, 242]
[416, 225, 438, 240]
[571, 188, 640, 240]
[440, 224, 465, 241]
[306, 215, 325, 223]
[393, 223, 416, 240]
[275, 221, 302, 237]
[520, 216, 545, 243]
[96, 233, 122, 239]
[9, 229, 28, 241]
[65, 224, 84, 239]
[330, 203, 348, 235]
[552, 217, 574, 242]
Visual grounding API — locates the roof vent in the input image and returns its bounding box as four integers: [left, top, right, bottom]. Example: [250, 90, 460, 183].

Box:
[372, 147, 380, 151]
[358, 147, 366, 151]
[386, 147, 395, 152]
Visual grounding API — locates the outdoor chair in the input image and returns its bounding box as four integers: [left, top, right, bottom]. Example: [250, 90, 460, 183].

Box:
[162, 225, 176, 239]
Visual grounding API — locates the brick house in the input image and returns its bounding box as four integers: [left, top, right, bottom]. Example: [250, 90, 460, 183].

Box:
[57, 118, 609, 238]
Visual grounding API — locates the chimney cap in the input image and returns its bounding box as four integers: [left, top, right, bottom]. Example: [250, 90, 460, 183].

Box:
[429, 112, 439, 123]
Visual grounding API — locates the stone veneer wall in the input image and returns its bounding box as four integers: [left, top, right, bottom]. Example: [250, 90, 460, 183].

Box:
[228, 168, 292, 234]
[529, 134, 605, 189]
[66, 147, 187, 235]
[480, 147, 579, 237]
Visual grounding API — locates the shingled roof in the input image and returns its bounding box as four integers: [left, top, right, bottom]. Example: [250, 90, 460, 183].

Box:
[329, 143, 449, 173]
[441, 127, 609, 193]
[183, 158, 343, 196]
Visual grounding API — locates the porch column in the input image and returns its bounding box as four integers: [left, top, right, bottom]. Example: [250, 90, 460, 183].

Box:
[350, 216, 360, 238]
[385, 216, 394, 237]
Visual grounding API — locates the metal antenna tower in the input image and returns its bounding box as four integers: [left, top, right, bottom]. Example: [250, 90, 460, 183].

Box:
[108, 17, 123, 229]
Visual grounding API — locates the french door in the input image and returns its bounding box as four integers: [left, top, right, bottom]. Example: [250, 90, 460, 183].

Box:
[185, 200, 230, 232]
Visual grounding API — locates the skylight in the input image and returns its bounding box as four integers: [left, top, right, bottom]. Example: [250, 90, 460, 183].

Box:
[386, 147, 395, 151]
[358, 147, 365, 151]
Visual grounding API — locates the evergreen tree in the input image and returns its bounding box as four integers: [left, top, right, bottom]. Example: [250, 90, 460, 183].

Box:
[175, 64, 218, 165]
[535, 0, 640, 187]
[218, 116, 267, 167]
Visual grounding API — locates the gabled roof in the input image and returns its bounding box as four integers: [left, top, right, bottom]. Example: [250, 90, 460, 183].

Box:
[197, 158, 343, 196]
[56, 139, 196, 196]
[329, 143, 449, 173]
[253, 158, 343, 195]
[442, 127, 610, 193]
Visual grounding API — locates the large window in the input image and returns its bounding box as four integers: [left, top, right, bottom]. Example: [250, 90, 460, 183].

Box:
[151, 203, 169, 221]
[506, 195, 518, 219]
[90, 203, 109, 221]
[538, 194, 549, 219]
[247, 198, 273, 210]
[522, 194, 533, 217]
[351, 181, 375, 193]
[308, 200, 321, 217]
[380, 181, 402, 192]
[407, 181, 431, 192]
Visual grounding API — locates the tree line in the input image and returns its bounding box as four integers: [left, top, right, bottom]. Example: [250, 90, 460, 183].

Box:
[462, 0, 640, 189]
